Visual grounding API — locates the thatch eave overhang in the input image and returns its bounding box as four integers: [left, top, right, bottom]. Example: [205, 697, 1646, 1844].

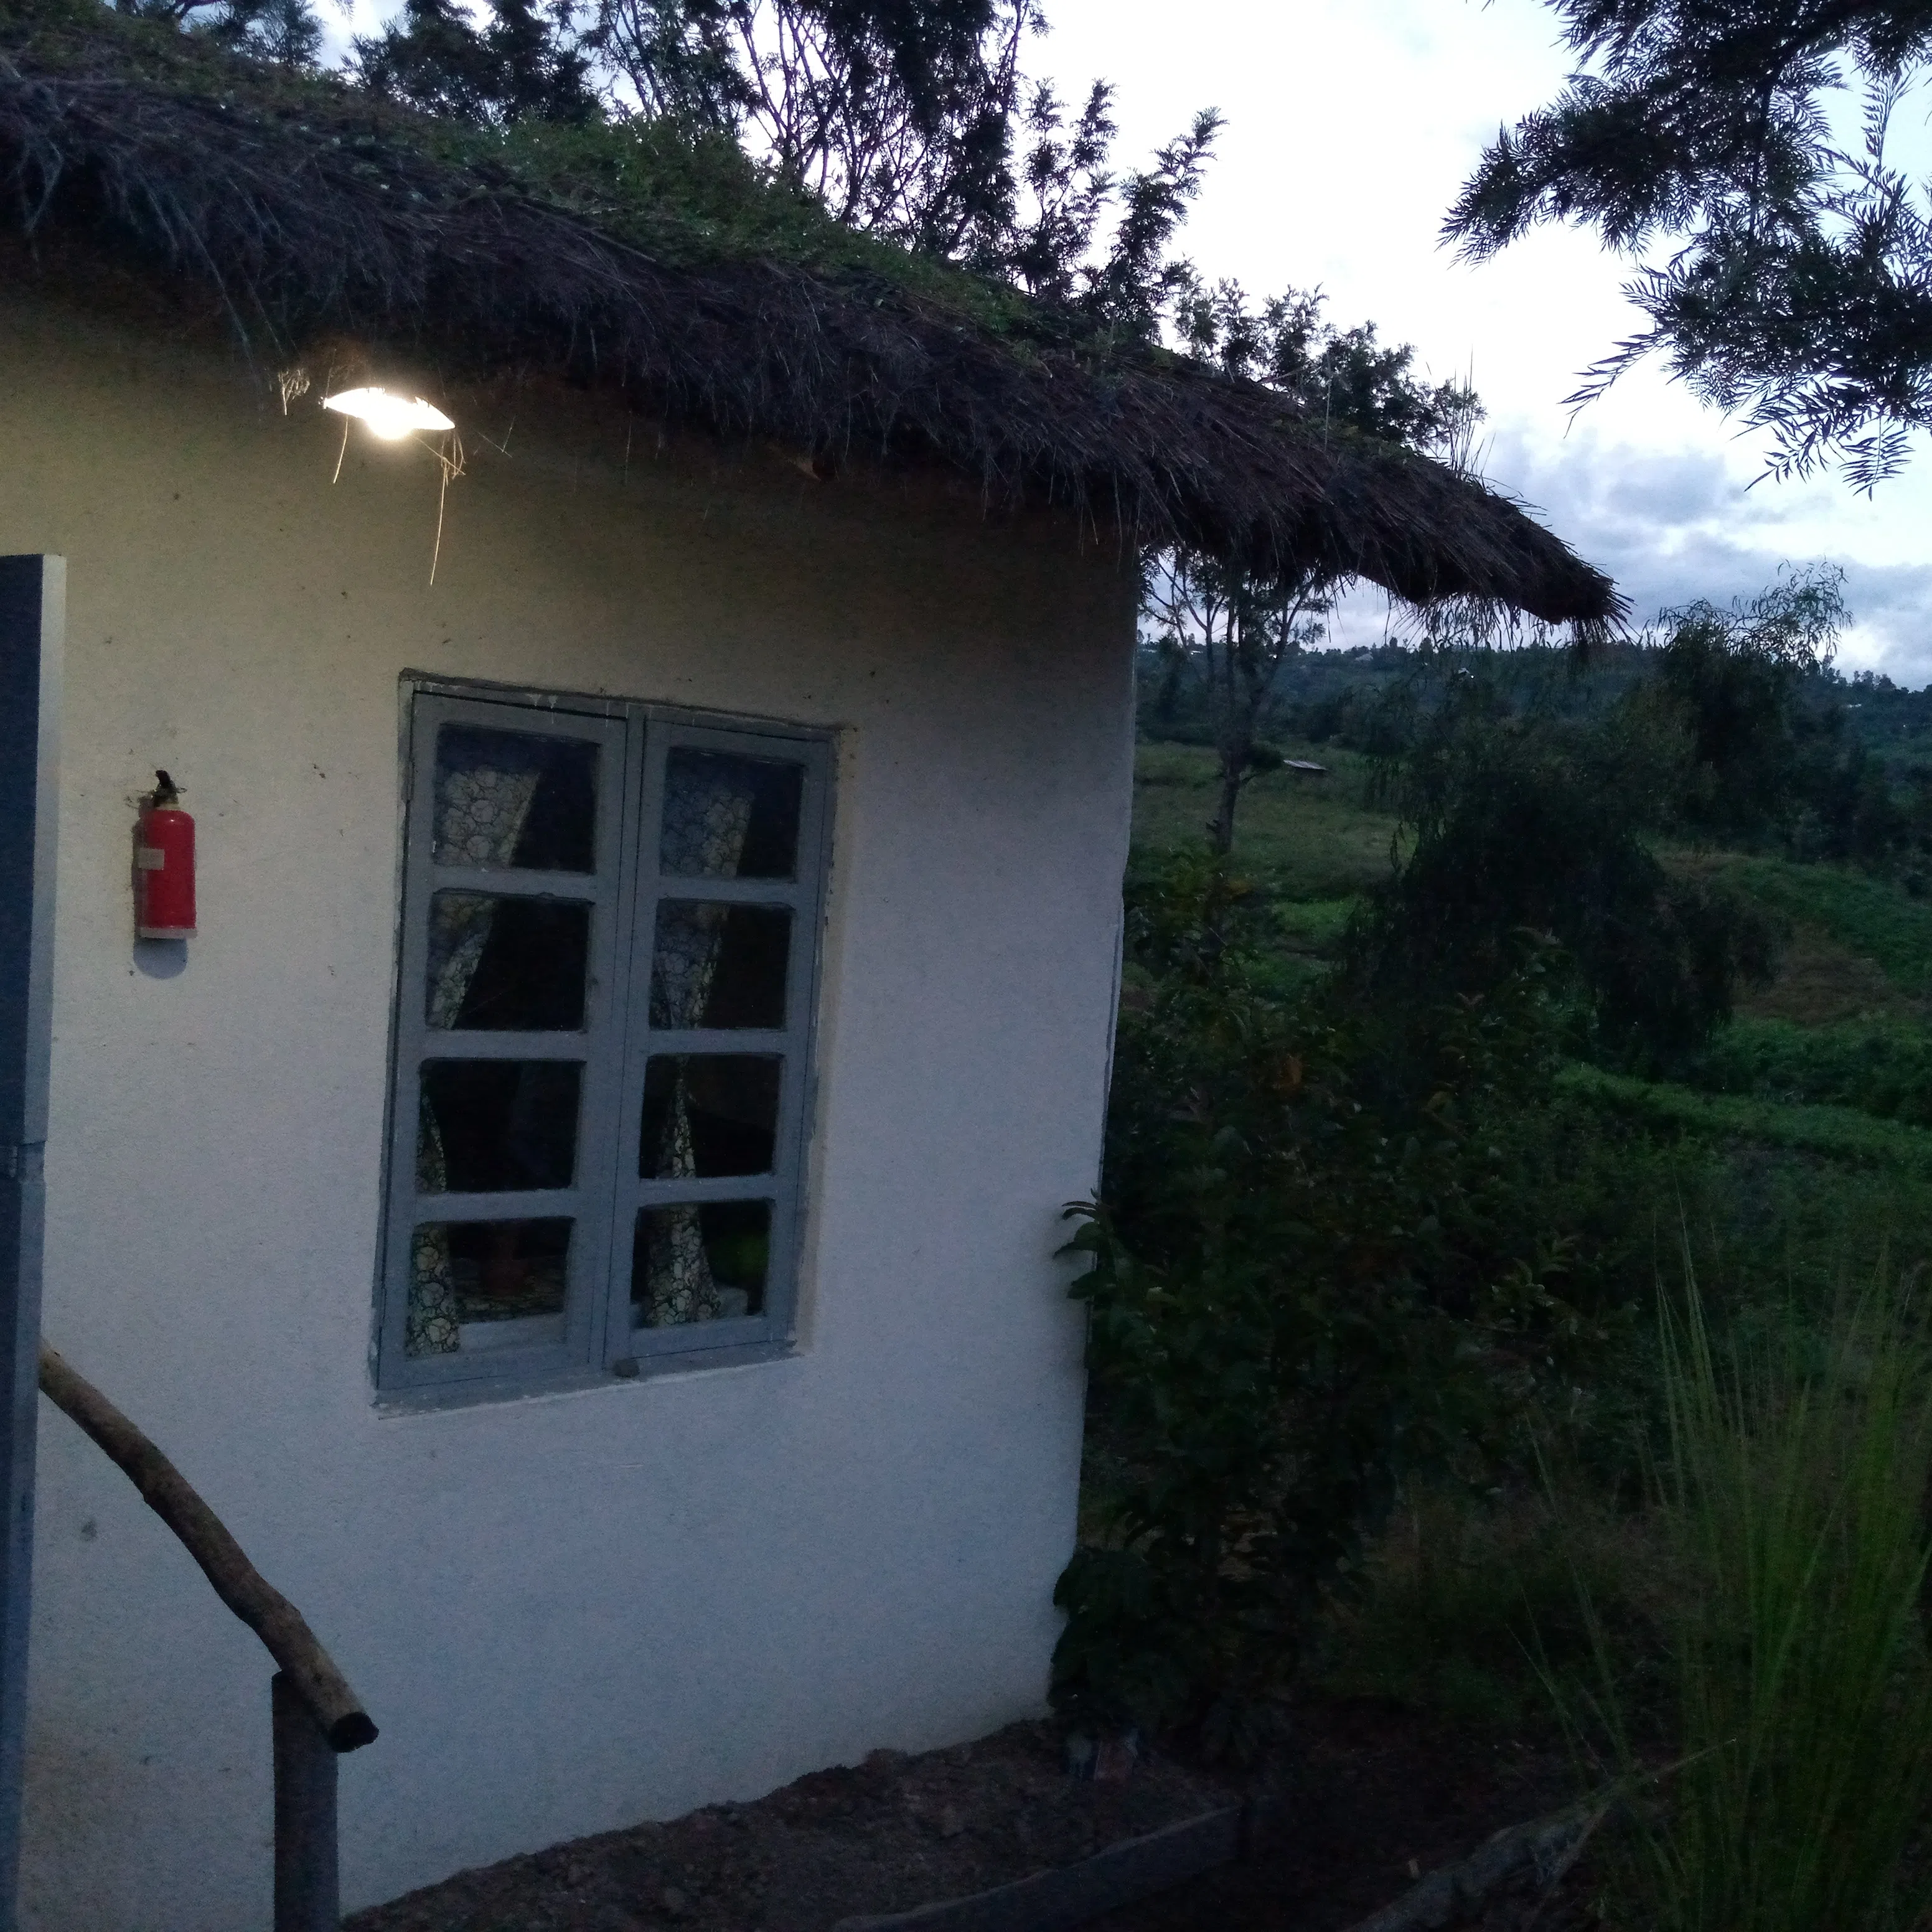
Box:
[0, 8, 1623, 629]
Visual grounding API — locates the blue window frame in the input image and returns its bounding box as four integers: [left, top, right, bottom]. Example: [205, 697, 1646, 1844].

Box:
[377, 683, 832, 1399]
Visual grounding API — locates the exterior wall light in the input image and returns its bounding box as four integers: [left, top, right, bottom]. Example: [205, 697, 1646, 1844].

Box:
[322, 388, 456, 441]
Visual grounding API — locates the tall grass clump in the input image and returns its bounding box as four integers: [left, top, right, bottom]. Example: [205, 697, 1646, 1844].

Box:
[1588, 1277, 1932, 1932]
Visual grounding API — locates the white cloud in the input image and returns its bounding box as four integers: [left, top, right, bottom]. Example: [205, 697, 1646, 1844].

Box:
[1037, 0, 1932, 683]
[1478, 427, 1932, 674]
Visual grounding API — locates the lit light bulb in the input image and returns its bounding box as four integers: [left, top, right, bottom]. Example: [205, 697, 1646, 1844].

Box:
[322, 387, 456, 441]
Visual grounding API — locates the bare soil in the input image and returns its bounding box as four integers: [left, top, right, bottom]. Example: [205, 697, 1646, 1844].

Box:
[346, 1721, 1234, 1932]
[1735, 923, 1921, 1024]
[347, 1698, 1584, 1932]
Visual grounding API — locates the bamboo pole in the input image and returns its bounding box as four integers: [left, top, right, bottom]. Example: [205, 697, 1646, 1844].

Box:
[37, 1344, 377, 1752]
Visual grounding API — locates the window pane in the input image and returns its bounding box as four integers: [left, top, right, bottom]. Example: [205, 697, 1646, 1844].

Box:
[660, 749, 804, 881]
[650, 903, 790, 1030]
[426, 893, 590, 1031]
[433, 725, 598, 873]
[632, 1199, 770, 1327]
[640, 1056, 781, 1179]
[406, 1217, 571, 1356]
[418, 1061, 581, 1193]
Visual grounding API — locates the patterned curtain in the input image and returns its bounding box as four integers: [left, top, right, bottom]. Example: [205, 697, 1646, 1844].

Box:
[406, 754, 543, 1356]
[640, 762, 758, 1325]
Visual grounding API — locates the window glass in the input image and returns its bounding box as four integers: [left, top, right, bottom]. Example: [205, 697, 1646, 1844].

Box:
[650, 903, 790, 1030]
[632, 1200, 771, 1326]
[425, 894, 590, 1030]
[417, 1061, 581, 1193]
[406, 1217, 571, 1356]
[640, 1055, 781, 1179]
[433, 726, 598, 873]
[660, 750, 804, 880]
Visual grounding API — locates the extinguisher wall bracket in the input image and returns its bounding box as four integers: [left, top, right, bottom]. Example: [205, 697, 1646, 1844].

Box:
[134, 769, 197, 942]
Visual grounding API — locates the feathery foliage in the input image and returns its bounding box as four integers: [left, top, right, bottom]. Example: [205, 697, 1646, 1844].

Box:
[1448, 0, 1932, 485]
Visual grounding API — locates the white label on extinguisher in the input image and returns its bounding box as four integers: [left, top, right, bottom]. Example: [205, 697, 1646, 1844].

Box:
[136, 847, 166, 871]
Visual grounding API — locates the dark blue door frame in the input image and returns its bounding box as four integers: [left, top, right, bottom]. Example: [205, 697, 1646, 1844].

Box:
[0, 558, 62, 1932]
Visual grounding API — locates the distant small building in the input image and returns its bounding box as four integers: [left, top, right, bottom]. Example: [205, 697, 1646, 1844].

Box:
[0, 14, 1615, 1928]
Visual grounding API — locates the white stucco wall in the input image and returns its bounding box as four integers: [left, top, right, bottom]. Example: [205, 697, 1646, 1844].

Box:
[0, 291, 1136, 1930]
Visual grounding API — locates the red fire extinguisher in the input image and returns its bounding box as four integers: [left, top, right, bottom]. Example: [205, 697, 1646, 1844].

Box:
[136, 769, 196, 940]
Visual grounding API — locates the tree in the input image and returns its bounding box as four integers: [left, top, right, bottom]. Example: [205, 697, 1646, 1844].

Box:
[140, 0, 1221, 324]
[1354, 672, 1776, 1069]
[581, 0, 745, 120]
[357, 0, 599, 123]
[352, 0, 1217, 295]
[586, 0, 1032, 242]
[590, 0, 1222, 292]
[114, 0, 323, 68]
[715, 0, 1036, 248]
[1144, 289, 1479, 853]
[1653, 563, 1846, 838]
[1142, 556, 1325, 855]
[1447, 0, 1932, 486]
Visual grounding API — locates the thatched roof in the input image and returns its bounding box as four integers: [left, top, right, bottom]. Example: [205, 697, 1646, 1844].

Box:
[0, 3, 1620, 625]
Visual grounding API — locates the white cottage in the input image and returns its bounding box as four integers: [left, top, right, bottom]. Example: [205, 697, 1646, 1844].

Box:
[0, 14, 1615, 1929]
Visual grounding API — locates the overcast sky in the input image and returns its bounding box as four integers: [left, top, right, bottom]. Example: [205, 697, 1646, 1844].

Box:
[1033, 0, 1932, 681]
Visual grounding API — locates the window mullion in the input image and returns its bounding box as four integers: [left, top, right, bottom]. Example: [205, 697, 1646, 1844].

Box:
[594, 707, 654, 1369]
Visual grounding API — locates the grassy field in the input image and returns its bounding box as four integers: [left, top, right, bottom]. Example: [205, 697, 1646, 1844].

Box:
[1715, 854, 1932, 999]
[1555, 1065, 1932, 1171]
[1132, 741, 1400, 899]
[1137, 740, 1932, 1156]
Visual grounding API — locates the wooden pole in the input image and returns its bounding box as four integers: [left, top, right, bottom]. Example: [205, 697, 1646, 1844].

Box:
[35, 1345, 377, 1753]
[0, 558, 61, 1932]
[272, 1672, 340, 1932]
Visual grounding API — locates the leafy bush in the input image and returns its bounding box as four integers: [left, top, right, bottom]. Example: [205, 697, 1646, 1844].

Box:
[1353, 679, 1775, 1068]
[1321, 1482, 1673, 1730]
[1654, 570, 1845, 845]
[1052, 853, 1611, 1750]
[1076, 691, 1932, 1755]
[1687, 1014, 1932, 1124]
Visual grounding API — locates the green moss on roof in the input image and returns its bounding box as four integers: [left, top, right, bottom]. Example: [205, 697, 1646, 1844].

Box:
[480, 123, 1030, 329]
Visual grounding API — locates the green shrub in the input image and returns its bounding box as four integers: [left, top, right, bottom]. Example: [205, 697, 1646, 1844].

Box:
[1354, 686, 1775, 1069]
[1688, 1014, 1932, 1123]
[1321, 1483, 1673, 1730]
[1053, 853, 1611, 1750]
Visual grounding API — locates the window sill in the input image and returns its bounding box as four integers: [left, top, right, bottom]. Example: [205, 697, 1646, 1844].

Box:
[372, 1336, 800, 1416]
